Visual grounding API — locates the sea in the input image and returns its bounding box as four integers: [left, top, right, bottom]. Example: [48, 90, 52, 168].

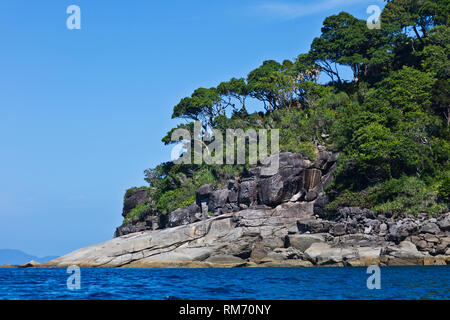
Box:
[0, 266, 448, 300]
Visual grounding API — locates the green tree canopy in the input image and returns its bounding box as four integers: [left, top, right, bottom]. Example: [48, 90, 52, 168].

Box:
[172, 87, 223, 129]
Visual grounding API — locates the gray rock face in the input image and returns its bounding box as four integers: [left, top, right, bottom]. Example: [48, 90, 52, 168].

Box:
[330, 223, 346, 236]
[45, 202, 315, 268]
[257, 153, 306, 207]
[420, 223, 441, 235]
[46, 203, 450, 268]
[305, 190, 318, 202]
[122, 188, 149, 217]
[388, 221, 418, 243]
[116, 151, 339, 237]
[438, 213, 450, 231]
[208, 189, 231, 215]
[297, 219, 332, 233]
[75, 148, 448, 267]
[169, 203, 202, 227]
[238, 180, 258, 206]
[380, 241, 424, 265]
[114, 223, 148, 238]
[196, 184, 213, 203]
[303, 169, 322, 190]
[289, 234, 325, 252]
[337, 207, 376, 220]
[114, 214, 168, 237]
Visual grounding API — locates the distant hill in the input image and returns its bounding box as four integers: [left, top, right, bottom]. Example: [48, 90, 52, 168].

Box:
[0, 249, 58, 265]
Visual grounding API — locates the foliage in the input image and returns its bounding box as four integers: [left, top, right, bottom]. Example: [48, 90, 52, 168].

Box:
[122, 0, 450, 225]
[438, 175, 450, 204]
[328, 176, 447, 216]
[123, 203, 152, 224]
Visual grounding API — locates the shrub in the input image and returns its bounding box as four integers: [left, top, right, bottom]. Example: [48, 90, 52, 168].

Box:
[438, 175, 450, 204]
[178, 195, 196, 208]
[328, 176, 448, 216]
[124, 203, 152, 224]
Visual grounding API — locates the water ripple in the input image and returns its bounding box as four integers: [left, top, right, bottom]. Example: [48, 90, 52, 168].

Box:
[0, 266, 448, 300]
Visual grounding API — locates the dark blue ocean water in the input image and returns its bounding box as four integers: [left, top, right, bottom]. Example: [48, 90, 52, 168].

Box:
[0, 267, 448, 300]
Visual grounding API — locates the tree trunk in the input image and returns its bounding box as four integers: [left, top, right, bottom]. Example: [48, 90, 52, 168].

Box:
[413, 26, 424, 45]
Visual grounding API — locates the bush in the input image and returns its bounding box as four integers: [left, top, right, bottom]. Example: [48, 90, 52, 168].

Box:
[438, 175, 450, 204]
[124, 203, 152, 224]
[154, 167, 217, 214]
[328, 176, 448, 216]
[177, 195, 196, 208]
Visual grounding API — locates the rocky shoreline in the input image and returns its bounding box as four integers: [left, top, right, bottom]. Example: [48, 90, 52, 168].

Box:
[40, 204, 450, 268]
[114, 150, 337, 237]
[38, 151, 450, 268]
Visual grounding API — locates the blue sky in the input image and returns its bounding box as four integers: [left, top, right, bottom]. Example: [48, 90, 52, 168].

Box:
[0, 0, 384, 257]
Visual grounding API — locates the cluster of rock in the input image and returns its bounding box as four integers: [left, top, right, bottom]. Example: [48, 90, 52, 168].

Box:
[115, 150, 337, 237]
[42, 204, 450, 268]
[41, 149, 450, 268]
[293, 207, 450, 266]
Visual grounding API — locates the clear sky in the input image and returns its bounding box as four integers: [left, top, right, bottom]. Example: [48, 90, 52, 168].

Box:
[0, 0, 384, 257]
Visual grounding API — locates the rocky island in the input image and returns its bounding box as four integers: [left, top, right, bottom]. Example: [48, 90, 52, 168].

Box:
[40, 1, 450, 269]
[43, 151, 450, 268]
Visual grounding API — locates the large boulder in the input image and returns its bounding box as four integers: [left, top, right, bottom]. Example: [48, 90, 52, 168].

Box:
[438, 213, 450, 231]
[313, 194, 329, 218]
[257, 153, 306, 207]
[238, 179, 258, 206]
[227, 180, 239, 203]
[304, 242, 350, 266]
[196, 184, 214, 215]
[114, 222, 150, 237]
[208, 189, 231, 215]
[196, 184, 214, 203]
[388, 221, 419, 243]
[288, 234, 325, 252]
[337, 207, 376, 220]
[305, 190, 318, 202]
[380, 241, 424, 265]
[117, 150, 339, 236]
[419, 222, 441, 235]
[122, 188, 149, 217]
[297, 219, 333, 233]
[436, 237, 450, 255]
[330, 223, 347, 236]
[168, 202, 202, 227]
[258, 174, 285, 206]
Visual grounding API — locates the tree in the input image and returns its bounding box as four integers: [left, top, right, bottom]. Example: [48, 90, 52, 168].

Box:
[247, 60, 295, 111]
[432, 79, 450, 126]
[310, 11, 393, 83]
[161, 122, 194, 145]
[172, 87, 224, 129]
[367, 66, 436, 114]
[290, 54, 321, 81]
[217, 78, 249, 111]
[419, 26, 450, 79]
[132, 2, 450, 224]
[382, 0, 449, 44]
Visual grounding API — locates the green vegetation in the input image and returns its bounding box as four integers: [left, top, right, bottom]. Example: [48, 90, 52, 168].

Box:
[327, 176, 447, 216]
[123, 0, 449, 224]
[123, 202, 152, 224]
